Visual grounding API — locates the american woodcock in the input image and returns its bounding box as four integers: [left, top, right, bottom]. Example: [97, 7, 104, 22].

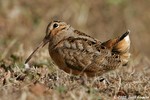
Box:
[25, 20, 130, 77]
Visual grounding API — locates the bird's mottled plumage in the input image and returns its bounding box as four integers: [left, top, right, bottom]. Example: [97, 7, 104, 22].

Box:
[25, 21, 130, 77]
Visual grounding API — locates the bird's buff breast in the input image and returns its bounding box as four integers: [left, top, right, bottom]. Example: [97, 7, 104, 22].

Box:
[49, 49, 94, 76]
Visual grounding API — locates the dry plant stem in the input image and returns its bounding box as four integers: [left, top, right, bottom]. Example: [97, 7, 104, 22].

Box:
[1, 39, 17, 60]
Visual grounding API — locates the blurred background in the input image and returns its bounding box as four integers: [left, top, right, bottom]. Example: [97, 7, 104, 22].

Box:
[0, 0, 150, 61]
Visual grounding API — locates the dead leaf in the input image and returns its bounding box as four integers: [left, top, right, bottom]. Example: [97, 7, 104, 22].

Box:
[29, 83, 46, 96]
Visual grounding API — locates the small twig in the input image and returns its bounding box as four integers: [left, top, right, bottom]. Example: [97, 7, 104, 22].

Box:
[1, 39, 17, 60]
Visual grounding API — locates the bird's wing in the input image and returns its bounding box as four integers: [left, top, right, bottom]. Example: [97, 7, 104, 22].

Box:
[54, 37, 121, 74]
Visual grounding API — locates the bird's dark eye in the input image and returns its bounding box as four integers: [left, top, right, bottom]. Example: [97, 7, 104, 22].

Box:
[53, 23, 58, 28]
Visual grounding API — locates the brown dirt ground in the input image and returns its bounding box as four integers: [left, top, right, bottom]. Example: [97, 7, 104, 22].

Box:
[0, 0, 150, 100]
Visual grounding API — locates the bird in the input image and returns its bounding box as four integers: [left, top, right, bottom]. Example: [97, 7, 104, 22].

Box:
[25, 20, 130, 77]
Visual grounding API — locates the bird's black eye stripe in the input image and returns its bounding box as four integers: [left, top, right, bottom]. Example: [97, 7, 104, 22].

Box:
[53, 23, 58, 28]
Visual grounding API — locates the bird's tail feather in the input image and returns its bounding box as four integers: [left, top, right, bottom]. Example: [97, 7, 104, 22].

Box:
[102, 30, 130, 65]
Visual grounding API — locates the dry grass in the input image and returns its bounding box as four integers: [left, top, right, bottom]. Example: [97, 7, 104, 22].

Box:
[0, 51, 150, 100]
[0, 0, 150, 100]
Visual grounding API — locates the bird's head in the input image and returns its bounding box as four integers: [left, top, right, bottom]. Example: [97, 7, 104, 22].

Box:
[25, 20, 73, 64]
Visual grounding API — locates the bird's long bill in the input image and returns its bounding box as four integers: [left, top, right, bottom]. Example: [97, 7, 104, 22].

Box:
[25, 37, 49, 64]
